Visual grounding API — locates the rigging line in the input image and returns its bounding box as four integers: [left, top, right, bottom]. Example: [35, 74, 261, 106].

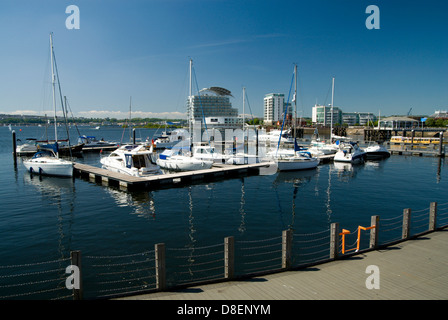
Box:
[192, 67, 210, 144]
[276, 71, 294, 155]
[52, 43, 73, 158]
[64, 97, 81, 137]
[244, 89, 257, 131]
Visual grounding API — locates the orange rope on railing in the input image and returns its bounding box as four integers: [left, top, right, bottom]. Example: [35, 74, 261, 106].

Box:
[340, 225, 376, 254]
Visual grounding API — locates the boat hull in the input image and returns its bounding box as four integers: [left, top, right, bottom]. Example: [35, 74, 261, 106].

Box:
[334, 152, 366, 163]
[365, 151, 390, 160]
[23, 159, 73, 177]
[157, 156, 213, 171]
[276, 158, 320, 171]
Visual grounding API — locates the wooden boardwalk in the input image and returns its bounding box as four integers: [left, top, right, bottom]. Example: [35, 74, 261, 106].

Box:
[118, 229, 448, 300]
[73, 162, 274, 190]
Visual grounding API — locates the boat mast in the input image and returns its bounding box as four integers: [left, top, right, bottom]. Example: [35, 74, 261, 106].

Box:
[330, 77, 335, 141]
[294, 64, 297, 139]
[50, 33, 58, 143]
[189, 58, 193, 153]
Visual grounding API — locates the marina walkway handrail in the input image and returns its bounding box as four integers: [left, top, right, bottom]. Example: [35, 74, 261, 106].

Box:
[0, 201, 447, 300]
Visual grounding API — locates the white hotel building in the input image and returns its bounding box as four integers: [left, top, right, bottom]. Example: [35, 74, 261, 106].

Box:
[263, 93, 292, 125]
[187, 87, 240, 130]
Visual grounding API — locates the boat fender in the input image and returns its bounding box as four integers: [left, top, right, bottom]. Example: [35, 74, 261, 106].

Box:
[29, 167, 34, 174]
[39, 167, 43, 175]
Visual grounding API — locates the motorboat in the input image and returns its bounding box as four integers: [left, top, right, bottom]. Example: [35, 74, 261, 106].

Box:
[23, 146, 73, 177]
[100, 144, 161, 177]
[16, 138, 38, 156]
[153, 128, 188, 149]
[334, 141, 366, 163]
[78, 135, 118, 152]
[364, 142, 390, 160]
[307, 139, 338, 157]
[257, 129, 294, 144]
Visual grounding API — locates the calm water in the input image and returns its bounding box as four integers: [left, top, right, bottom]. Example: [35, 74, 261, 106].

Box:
[1, 125, 447, 299]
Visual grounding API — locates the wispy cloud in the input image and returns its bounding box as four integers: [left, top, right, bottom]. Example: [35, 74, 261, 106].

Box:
[188, 38, 250, 49]
[188, 33, 287, 50]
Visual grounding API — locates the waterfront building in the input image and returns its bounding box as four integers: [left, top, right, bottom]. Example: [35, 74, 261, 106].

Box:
[378, 116, 419, 129]
[263, 93, 292, 125]
[312, 104, 342, 126]
[312, 105, 376, 126]
[187, 87, 239, 130]
[431, 110, 448, 119]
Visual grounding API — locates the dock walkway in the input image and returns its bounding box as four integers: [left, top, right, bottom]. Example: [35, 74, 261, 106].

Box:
[118, 229, 448, 300]
[73, 162, 274, 190]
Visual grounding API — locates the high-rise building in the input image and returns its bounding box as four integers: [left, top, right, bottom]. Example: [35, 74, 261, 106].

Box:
[264, 93, 292, 125]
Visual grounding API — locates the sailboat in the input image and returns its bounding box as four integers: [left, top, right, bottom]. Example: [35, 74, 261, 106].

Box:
[156, 59, 213, 171]
[23, 33, 73, 177]
[274, 64, 319, 171]
[225, 87, 262, 165]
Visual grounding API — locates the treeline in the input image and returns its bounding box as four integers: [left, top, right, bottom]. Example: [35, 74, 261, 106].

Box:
[0, 115, 184, 126]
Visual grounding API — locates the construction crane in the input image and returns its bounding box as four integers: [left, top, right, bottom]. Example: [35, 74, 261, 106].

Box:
[407, 107, 412, 116]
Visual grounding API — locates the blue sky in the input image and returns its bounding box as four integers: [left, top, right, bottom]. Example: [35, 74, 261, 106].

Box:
[0, 0, 447, 119]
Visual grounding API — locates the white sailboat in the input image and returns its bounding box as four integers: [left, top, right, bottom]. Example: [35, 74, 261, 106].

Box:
[225, 87, 263, 165]
[274, 64, 319, 171]
[156, 59, 213, 171]
[23, 33, 73, 177]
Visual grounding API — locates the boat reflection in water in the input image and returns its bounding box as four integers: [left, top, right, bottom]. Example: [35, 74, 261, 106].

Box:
[273, 169, 319, 230]
[105, 187, 156, 220]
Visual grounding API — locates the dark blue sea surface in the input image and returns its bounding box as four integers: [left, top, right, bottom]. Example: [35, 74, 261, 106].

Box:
[1, 125, 447, 299]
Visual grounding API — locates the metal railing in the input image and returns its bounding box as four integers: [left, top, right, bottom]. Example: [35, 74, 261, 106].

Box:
[1, 201, 447, 300]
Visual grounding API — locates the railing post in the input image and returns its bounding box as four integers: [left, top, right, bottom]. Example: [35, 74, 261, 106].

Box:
[369, 215, 380, 249]
[330, 222, 339, 260]
[70, 250, 83, 300]
[155, 243, 166, 290]
[402, 208, 411, 240]
[429, 202, 437, 231]
[282, 229, 293, 269]
[224, 236, 234, 279]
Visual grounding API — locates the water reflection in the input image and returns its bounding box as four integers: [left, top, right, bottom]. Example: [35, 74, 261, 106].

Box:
[332, 161, 365, 181]
[104, 187, 156, 219]
[273, 170, 319, 230]
[238, 178, 246, 234]
[22, 174, 75, 299]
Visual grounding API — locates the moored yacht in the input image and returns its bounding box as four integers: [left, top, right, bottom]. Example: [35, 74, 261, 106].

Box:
[23, 145, 73, 177]
[334, 141, 366, 163]
[364, 142, 390, 160]
[100, 144, 161, 177]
